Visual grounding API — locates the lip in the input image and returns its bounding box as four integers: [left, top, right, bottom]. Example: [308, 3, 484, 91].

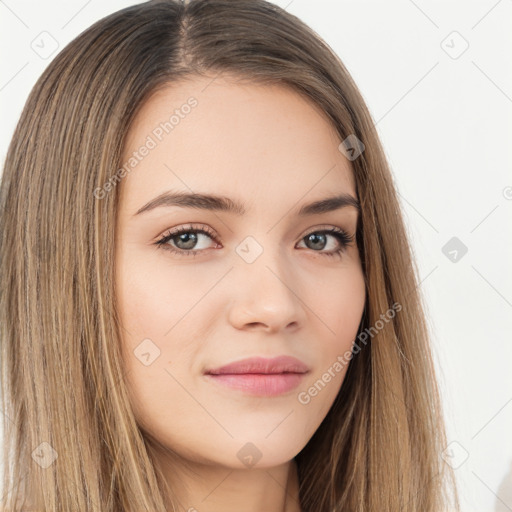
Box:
[205, 356, 310, 375]
[204, 356, 310, 397]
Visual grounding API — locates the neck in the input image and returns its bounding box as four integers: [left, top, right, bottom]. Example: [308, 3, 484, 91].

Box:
[155, 451, 302, 512]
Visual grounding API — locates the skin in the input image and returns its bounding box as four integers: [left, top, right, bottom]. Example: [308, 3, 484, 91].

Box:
[114, 74, 366, 512]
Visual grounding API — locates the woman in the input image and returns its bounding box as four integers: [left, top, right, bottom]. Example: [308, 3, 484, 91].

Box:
[0, 0, 460, 510]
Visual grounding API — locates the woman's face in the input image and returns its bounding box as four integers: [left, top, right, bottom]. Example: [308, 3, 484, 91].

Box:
[115, 74, 366, 471]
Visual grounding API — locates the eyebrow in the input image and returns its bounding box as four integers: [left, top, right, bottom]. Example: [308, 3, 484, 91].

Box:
[133, 190, 360, 217]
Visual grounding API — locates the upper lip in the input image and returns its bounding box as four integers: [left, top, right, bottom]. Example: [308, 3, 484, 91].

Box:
[205, 356, 310, 375]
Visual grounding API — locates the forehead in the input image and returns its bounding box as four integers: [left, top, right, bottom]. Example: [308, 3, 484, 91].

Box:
[119, 75, 356, 214]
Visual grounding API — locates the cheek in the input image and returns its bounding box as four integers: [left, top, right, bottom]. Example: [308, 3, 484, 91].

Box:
[115, 251, 213, 428]
[310, 263, 366, 347]
[116, 247, 208, 338]
[116, 277, 195, 439]
[296, 266, 365, 418]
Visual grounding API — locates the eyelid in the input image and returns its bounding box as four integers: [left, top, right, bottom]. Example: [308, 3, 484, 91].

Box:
[157, 223, 218, 241]
[155, 223, 220, 254]
[302, 224, 353, 238]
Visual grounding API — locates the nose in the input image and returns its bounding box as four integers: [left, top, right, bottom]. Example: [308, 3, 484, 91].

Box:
[226, 246, 306, 334]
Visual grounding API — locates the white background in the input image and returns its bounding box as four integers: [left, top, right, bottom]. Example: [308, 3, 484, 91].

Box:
[1, 1, 511, 510]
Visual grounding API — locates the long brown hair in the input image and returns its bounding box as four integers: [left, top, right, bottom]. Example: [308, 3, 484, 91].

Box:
[0, 0, 460, 510]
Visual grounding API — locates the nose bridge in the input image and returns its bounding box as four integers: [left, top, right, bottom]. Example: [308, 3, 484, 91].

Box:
[234, 233, 287, 285]
[227, 233, 304, 330]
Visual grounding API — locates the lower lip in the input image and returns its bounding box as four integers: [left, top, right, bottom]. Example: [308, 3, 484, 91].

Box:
[205, 373, 306, 396]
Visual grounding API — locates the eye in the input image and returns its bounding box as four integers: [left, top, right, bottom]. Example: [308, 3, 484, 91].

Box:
[296, 227, 355, 258]
[155, 224, 220, 257]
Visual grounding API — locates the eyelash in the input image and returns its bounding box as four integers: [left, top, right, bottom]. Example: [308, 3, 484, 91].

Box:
[154, 224, 355, 259]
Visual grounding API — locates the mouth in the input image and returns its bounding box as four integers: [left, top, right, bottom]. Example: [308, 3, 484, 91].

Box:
[203, 356, 310, 397]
